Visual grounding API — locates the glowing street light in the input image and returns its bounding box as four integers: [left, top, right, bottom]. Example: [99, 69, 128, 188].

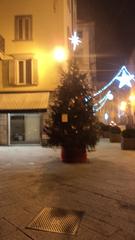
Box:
[104, 112, 109, 121]
[129, 94, 135, 105]
[119, 101, 127, 111]
[53, 46, 68, 62]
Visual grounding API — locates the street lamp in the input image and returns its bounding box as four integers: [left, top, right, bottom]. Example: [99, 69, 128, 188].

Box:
[119, 101, 127, 111]
[129, 94, 135, 105]
[53, 46, 68, 62]
[129, 94, 135, 126]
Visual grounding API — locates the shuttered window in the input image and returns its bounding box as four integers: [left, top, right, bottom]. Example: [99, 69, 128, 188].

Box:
[7, 58, 38, 86]
[17, 59, 32, 85]
[15, 15, 32, 41]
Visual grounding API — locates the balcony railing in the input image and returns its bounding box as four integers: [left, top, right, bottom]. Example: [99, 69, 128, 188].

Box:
[0, 34, 5, 53]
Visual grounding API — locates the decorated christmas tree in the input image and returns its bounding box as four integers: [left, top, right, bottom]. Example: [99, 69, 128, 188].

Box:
[44, 60, 99, 162]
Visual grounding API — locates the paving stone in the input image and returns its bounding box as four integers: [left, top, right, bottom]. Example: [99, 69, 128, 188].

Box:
[0, 230, 32, 240]
[0, 218, 16, 237]
[0, 139, 135, 240]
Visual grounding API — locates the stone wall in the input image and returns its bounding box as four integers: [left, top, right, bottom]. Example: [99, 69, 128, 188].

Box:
[0, 114, 8, 145]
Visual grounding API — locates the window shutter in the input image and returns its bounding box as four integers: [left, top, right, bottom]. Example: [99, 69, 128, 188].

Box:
[2, 60, 9, 85]
[32, 59, 38, 85]
[8, 60, 17, 85]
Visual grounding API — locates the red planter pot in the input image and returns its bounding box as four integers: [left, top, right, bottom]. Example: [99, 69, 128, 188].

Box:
[61, 146, 87, 163]
[109, 133, 121, 142]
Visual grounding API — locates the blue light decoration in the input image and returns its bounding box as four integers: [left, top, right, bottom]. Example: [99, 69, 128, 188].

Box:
[115, 66, 134, 88]
[69, 32, 82, 51]
[93, 66, 135, 97]
[92, 66, 135, 112]
[93, 97, 108, 112]
[68, 34, 134, 112]
[93, 90, 113, 112]
[107, 91, 114, 100]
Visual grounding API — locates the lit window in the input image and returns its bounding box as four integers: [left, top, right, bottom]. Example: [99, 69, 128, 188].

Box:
[15, 15, 32, 41]
[16, 59, 32, 85]
[8, 58, 38, 86]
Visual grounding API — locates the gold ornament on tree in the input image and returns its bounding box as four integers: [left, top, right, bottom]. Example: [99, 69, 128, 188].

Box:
[61, 113, 68, 123]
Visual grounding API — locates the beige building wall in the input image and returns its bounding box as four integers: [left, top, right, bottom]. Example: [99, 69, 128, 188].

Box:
[0, 0, 76, 92]
[76, 21, 96, 87]
[0, 62, 2, 83]
[0, 0, 77, 145]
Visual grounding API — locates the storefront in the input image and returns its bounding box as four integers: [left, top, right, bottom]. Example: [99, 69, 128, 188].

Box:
[0, 92, 49, 145]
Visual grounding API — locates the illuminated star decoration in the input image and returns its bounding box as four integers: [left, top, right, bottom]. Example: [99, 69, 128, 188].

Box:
[69, 32, 81, 51]
[114, 66, 135, 88]
[92, 66, 135, 111]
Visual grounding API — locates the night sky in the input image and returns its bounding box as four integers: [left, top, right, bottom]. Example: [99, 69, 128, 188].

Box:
[77, 0, 135, 82]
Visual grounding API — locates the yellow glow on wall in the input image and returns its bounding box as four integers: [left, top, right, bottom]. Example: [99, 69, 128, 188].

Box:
[129, 95, 135, 105]
[53, 46, 68, 62]
[35, 51, 47, 64]
[119, 101, 127, 111]
[33, 47, 68, 89]
[34, 49, 55, 78]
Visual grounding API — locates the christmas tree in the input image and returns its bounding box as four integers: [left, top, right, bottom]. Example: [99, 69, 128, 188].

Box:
[44, 60, 99, 161]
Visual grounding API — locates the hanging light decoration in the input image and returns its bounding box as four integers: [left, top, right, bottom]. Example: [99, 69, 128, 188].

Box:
[93, 66, 135, 97]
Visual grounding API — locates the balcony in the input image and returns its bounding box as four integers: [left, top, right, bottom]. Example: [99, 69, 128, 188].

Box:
[0, 35, 5, 53]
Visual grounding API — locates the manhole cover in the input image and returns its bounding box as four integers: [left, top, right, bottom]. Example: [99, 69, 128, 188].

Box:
[26, 207, 84, 235]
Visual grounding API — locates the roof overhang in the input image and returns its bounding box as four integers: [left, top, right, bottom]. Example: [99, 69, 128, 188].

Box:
[0, 92, 50, 112]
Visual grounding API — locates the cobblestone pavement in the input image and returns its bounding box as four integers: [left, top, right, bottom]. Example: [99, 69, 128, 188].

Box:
[0, 138, 135, 240]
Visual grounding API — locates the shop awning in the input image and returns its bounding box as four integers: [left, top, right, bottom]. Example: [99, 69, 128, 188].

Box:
[0, 92, 50, 111]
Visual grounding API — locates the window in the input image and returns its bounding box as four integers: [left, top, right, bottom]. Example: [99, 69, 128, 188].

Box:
[77, 31, 83, 39]
[67, 0, 71, 13]
[15, 15, 32, 41]
[67, 26, 71, 49]
[17, 59, 32, 85]
[0, 34, 5, 52]
[8, 57, 38, 86]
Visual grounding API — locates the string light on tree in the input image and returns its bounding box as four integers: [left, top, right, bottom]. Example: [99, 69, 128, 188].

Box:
[69, 32, 82, 51]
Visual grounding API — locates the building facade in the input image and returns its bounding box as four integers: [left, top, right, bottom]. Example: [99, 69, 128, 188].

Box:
[0, 0, 77, 145]
[76, 21, 96, 88]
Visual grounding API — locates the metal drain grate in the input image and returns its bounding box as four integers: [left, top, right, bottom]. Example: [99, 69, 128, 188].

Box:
[26, 207, 84, 235]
